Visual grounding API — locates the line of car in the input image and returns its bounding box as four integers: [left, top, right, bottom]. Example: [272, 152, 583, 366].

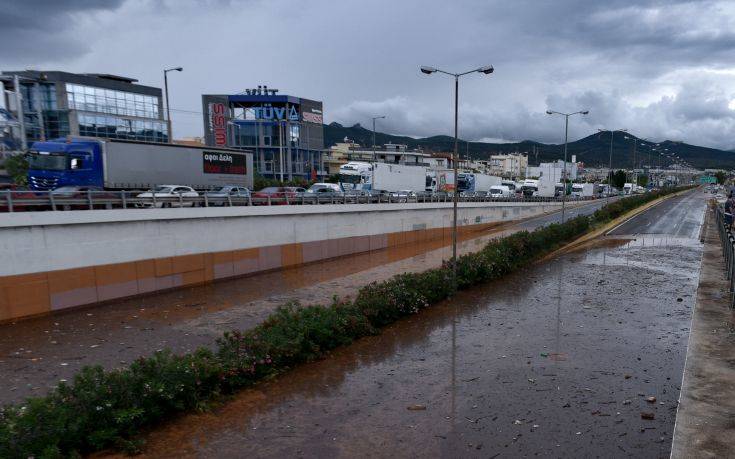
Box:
[0, 181, 582, 212]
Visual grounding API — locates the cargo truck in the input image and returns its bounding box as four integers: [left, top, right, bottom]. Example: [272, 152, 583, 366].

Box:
[571, 183, 595, 197]
[457, 173, 502, 194]
[426, 169, 455, 193]
[534, 178, 557, 198]
[520, 179, 539, 197]
[26, 137, 253, 190]
[339, 161, 426, 193]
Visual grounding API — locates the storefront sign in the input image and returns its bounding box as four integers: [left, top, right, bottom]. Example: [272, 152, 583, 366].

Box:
[202, 151, 246, 175]
[302, 111, 323, 124]
[250, 105, 299, 121]
[208, 102, 227, 146]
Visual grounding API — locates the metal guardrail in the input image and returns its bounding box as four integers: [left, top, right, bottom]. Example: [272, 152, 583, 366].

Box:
[714, 204, 735, 308]
[0, 189, 600, 213]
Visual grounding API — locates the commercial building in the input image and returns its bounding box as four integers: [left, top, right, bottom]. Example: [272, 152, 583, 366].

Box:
[202, 86, 324, 180]
[0, 70, 167, 148]
[527, 159, 579, 182]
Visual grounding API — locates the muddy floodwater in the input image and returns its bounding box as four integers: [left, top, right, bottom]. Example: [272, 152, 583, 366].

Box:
[115, 191, 706, 458]
[0, 201, 606, 405]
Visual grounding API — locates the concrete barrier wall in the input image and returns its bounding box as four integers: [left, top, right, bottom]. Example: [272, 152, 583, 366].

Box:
[0, 201, 572, 321]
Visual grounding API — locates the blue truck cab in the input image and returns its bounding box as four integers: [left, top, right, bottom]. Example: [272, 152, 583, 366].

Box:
[27, 138, 103, 190]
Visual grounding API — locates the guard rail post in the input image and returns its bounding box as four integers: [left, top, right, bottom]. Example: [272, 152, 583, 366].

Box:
[49, 191, 56, 211]
[5, 190, 12, 213]
[87, 189, 94, 210]
[121, 191, 127, 209]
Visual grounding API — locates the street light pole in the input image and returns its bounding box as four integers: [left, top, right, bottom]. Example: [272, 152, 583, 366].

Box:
[420, 64, 494, 284]
[371, 115, 386, 163]
[163, 67, 183, 143]
[546, 109, 589, 223]
[598, 128, 627, 202]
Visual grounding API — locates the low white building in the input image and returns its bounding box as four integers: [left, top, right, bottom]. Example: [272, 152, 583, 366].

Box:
[527, 160, 578, 182]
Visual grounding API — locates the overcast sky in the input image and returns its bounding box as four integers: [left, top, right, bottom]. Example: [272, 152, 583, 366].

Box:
[3, 0, 735, 149]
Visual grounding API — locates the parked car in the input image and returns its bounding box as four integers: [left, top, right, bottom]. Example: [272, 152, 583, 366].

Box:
[489, 185, 512, 198]
[302, 183, 343, 202]
[51, 186, 120, 210]
[251, 186, 306, 205]
[0, 184, 43, 212]
[136, 185, 199, 208]
[390, 190, 417, 202]
[204, 185, 251, 206]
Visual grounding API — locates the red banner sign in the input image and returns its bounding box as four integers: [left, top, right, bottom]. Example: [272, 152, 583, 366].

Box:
[209, 102, 227, 146]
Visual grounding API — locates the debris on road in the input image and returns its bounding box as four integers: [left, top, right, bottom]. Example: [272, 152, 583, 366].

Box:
[641, 412, 656, 420]
[407, 404, 426, 411]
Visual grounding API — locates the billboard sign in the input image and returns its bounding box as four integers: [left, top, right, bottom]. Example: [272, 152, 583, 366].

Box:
[202, 151, 246, 175]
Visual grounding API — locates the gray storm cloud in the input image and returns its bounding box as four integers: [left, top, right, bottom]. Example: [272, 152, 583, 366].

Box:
[2, 0, 735, 150]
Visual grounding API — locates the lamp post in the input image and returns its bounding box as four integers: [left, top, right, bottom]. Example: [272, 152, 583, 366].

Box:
[598, 128, 627, 201]
[163, 67, 183, 143]
[545, 109, 589, 223]
[371, 115, 386, 163]
[420, 64, 494, 283]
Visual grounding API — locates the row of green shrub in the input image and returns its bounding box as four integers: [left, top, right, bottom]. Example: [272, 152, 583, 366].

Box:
[0, 186, 693, 458]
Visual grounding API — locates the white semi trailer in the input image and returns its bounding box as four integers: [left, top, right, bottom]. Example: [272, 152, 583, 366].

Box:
[339, 162, 427, 193]
[571, 183, 595, 197]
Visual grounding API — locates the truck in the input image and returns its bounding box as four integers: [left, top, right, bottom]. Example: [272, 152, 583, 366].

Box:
[535, 178, 556, 198]
[571, 183, 595, 197]
[623, 183, 635, 194]
[520, 179, 539, 197]
[425, 169, 455, 193]
[26, 137, 253, 191]
[338, 161, 426, 194]
[457, 173, 502, 195]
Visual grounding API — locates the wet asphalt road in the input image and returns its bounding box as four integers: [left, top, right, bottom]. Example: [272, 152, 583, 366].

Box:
[126, 191, 707, 458]
[0, 200, 608, 405]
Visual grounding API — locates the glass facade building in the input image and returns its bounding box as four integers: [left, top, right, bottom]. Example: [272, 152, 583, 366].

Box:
[201, 91, 325, 180]
[1, 71, 166, 148]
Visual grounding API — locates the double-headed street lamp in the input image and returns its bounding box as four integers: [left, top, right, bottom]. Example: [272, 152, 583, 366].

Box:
[546, 109, 589, 223]
[371, 115, 386, 163]
[163, 67, 183, 143]
[420, 64, 494, 283]
[598, 128, 627, 201]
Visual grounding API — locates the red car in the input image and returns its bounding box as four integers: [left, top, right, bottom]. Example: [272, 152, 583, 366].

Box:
[251, 186, 306, 205]
[0, 184, 44, 212]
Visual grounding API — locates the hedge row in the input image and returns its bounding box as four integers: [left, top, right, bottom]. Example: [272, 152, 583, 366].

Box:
[0, 186, 693, 458]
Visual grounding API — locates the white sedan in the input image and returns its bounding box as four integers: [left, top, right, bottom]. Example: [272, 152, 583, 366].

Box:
[136, 185, 199, 208]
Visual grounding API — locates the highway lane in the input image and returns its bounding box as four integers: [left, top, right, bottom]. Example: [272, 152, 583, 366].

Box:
[125, 191, 708, 458]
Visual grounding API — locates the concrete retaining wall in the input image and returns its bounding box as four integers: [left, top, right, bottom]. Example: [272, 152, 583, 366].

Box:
[0, 201, 572, 321]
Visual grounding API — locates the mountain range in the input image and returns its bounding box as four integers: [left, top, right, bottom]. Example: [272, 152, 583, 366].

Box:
[324, 122, 735, 170]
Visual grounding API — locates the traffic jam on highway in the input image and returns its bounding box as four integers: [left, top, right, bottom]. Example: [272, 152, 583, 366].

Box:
[0, 137, 645, 212]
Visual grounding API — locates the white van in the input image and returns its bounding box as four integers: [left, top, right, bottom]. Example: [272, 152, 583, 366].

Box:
[489, 185, 512, 198]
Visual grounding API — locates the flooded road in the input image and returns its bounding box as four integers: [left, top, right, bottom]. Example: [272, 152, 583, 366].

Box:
[125, 190, 707, 458]
[0, 201, 606, 405]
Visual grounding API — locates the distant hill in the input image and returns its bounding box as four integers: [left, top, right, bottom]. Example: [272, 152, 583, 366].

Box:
[324, 122, 735, 169]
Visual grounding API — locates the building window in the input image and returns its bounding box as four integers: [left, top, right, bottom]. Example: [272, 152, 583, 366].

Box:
[78, 113, 168, 142]
[66, 83, 160, 119]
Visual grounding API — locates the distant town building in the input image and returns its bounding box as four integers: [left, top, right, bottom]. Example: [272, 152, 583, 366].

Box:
[324, 140, 441, 175]
[202, 86, 324, 180]
[0, 70, 167, 148]
[527, 159, 579, 182]
[487, 153, 528, 177]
